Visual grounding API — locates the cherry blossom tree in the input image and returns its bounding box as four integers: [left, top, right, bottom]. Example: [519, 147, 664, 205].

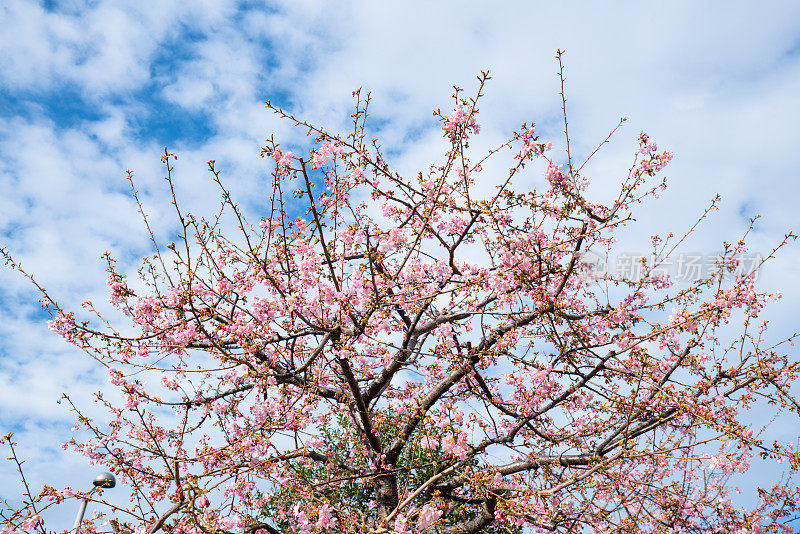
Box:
[3, 54, 800, 534]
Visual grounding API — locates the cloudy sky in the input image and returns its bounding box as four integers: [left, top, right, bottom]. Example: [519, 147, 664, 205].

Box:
[1, 0, 799, 527]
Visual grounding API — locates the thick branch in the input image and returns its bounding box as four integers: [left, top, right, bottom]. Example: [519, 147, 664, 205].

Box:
[385, 308, 544, 463]
[338, 350, 383, 453]
[432, 497, 496, 534]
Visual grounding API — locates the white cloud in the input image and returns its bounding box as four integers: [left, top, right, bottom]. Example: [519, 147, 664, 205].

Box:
[1, 0, 799, 526]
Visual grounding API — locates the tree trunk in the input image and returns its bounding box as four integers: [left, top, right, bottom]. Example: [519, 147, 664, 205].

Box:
[374, 472, 399, 520]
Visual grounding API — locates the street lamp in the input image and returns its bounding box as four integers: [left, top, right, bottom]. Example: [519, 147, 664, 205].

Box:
[70, 472, 116, 534]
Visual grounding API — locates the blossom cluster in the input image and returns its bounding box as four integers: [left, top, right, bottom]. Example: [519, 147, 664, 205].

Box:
[442, 103, 480, 141]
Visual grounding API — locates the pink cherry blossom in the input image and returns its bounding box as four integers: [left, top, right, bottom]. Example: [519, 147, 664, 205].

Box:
[416, 503, 443, 530]
[3, 66, 798, 534]
[442, 103, 480, 141]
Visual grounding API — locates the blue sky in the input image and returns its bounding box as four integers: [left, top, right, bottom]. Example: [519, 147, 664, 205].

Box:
[1, 0, 800, 528]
